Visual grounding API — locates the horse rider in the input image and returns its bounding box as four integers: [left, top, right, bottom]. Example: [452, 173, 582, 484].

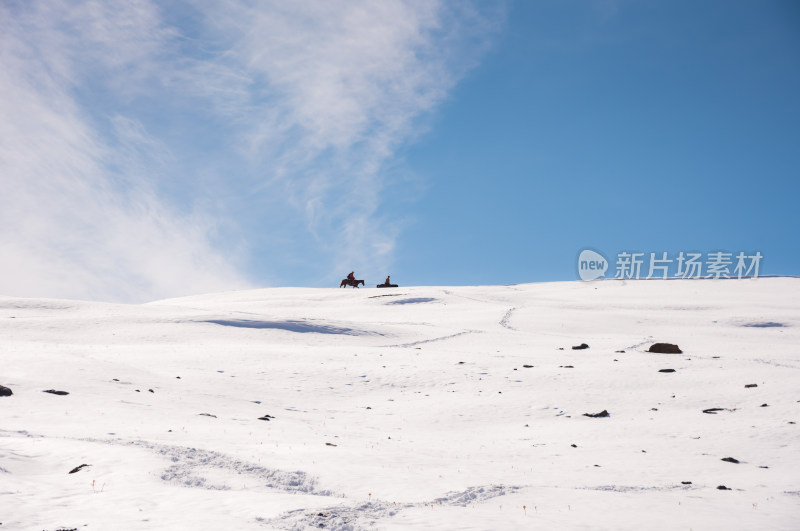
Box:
[347, 271, 355, 281]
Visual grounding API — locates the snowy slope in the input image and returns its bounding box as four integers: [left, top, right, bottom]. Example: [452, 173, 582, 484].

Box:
[1, 278, 799, 530]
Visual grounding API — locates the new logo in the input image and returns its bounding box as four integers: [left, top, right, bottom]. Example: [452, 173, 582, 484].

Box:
[578, 249, 608, 281]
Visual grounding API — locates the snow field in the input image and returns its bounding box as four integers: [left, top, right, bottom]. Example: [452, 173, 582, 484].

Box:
[1, 278, 799, 529]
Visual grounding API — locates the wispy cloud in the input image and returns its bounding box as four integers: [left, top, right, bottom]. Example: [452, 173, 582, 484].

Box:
[0, 0, 249, 302]
[0, 0, 500, 301]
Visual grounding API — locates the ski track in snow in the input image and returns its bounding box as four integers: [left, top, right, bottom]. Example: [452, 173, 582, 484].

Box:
[120, 439, 332, 494]
[382, 329, 482, 348]
[583, 484, 694, 493]
[499, 307, 517, 330]
[261, 485, 522, 530]
[3, 430, 523, 530]
[753, 358, 800, 370]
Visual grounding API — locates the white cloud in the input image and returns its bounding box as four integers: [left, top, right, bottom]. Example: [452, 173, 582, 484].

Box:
[206, 0, 501, 279]
[0, 0, 250, 302]
[0, 0, 500, 300]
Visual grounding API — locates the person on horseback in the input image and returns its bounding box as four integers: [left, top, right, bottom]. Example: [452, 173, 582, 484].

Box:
[347, 271, 355, 281]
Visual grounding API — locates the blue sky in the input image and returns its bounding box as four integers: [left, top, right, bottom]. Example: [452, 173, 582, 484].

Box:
[1, 1, 798, 301]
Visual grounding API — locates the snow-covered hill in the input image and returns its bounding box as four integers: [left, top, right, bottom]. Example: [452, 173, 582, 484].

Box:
[1, 278, 799, 530]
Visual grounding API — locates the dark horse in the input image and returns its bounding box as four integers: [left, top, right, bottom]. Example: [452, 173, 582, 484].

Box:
[340, 278, 365, 288]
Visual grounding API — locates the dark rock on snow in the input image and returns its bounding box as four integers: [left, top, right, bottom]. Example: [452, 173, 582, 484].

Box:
[745, 383, 758, 388]
[658, 369, 676, 373]
[68, 464, 90, 474]
[721, 457, 740, 464]
[572, 343, 589, 350]
[702, 408, 726, 414]
[0, 385, 12, 397]
[258, 414, 275, 421]
[43, 389, 69, 396]
[648, 343, 682, 354]
[583, 410, 610, 418]
[717, 485, 731, 490]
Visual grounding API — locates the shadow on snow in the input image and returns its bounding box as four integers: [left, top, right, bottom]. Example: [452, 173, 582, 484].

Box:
[202, 319, 370, 336]
[386, 297, 437, 305]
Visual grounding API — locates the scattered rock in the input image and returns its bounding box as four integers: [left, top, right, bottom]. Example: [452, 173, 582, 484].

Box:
[745, 383, 757, 388]
[571, 444, 577, 448]
[112, 378, 119, 382]
[258, 414, 275, 421]
[43, 389, 69, 396]
[560, 365, 574, 368]
[717, 485, 731, 490]
[681, 481, 692, 485]
[572, 343, 589, 350]
[148, 389, 154, 393]
[68, 464, 90, 474]
[198, 413, 217, 418]
[760, 403, 769, 407]
[457, 361, 465, 364]
[759, 466, 769, 469]
[176, 376, 181, 379]
[702, 408, 726, 414]
[522, 364, 534, 368]
[0, 385, 12, 397]
[648, 343, 682, 354]
[615, 350, 625, 353]
[583, 410, 610, 418]
[721, 457, 740, 464]
[325, 442, 337, 447]
[659, 369, 676, 373]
